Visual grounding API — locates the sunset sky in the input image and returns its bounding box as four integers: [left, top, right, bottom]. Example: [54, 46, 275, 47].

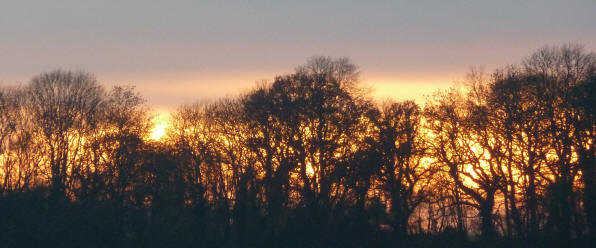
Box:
[2, 0, 596, 113]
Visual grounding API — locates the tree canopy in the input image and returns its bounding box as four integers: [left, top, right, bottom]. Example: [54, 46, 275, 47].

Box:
[1, 47, 595, 247]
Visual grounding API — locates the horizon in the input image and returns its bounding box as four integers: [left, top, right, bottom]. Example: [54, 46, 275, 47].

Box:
[1, 2, 596, 247]
[2, 1, 595, 112]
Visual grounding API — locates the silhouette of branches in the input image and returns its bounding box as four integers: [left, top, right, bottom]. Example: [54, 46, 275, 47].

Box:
[0, 48, 595, 247]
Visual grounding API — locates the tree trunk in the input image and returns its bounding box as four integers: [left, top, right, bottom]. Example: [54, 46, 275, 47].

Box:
[581, 153, 596, 238]
[480, 194, 496, 240]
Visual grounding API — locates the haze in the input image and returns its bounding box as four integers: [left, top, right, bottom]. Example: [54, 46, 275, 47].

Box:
[1, 0, 595, 111]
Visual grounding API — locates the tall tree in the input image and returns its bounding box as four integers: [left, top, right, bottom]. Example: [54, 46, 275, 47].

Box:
[523, 45, 595, 240]
[27, 70, 104, 200]
[425, 87, 503, 239]
[373, 101, 430, 236]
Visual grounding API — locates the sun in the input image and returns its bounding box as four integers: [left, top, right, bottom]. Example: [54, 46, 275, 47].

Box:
[150, 112, 170, 141]
[150, 122, 167, 140]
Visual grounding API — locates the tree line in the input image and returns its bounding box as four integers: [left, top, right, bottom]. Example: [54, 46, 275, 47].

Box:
[0, 45, 595, 247]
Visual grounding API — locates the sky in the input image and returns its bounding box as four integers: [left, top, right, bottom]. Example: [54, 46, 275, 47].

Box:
[1, 0, 596, 113]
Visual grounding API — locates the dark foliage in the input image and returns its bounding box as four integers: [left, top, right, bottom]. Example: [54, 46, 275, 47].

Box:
[1, 47, 595, 247]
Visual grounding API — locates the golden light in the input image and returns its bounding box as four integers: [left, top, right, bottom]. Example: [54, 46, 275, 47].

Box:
[306, 162, 315, 176]
[151, 123, 167, 141]
[150, 111, 171, 141]
[365, 78, 451, 104]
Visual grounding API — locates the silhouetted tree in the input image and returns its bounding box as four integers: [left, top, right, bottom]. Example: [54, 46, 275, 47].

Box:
[27, 70, 104, 200]
[1, 48, 595, 247]
[425, 86, 504, 239]
[571, 74, 596, 238]
[372, 101, 431, 237]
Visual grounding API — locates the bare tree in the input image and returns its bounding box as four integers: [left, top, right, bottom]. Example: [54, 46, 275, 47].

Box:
[371, 101, 431, 236]
[522, 45, 596, 240]
[425, 87, 504, 239]
[27, 70, 104, 200]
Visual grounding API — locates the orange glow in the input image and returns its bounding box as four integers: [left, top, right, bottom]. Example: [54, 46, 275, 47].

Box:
[305, 161, 315, 177]
[150, 111, 171, 141]
[363, 78, 453, 105]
